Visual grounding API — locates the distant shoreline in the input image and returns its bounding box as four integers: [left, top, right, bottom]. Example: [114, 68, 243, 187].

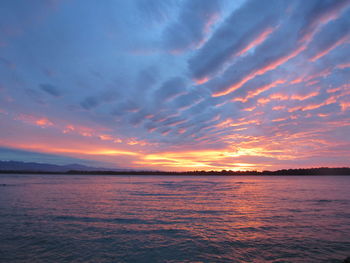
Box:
[1, 167, 350, 176]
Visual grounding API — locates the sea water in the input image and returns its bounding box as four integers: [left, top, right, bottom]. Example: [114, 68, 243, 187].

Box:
[0, 174, 349, 262]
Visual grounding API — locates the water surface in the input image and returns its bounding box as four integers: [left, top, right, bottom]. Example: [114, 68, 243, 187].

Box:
[0, 174, 349, 262]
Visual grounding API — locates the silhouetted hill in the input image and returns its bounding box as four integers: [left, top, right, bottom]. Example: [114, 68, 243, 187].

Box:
[0, 160, 112, 173]
[0, 161, 349, 175]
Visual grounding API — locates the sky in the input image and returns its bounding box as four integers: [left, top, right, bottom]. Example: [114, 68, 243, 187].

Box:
[0, 0, 350, 171]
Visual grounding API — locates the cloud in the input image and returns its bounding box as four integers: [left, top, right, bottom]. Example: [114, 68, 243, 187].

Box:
[161, 0, 222, 53]
[153, 77, 187, 103]
[171, 90, 204, 111]
[80, 96, 100, 110]
[189, 0, 286, 83]
[14, 114, 54, 128]
[233, 78, 286, 102]
[111, 100, 140, 116]
[203, 0, 350, 97]
[307, 9, 350, 62]
[39, 83, 61, 97]
[298, 0, 350, 43]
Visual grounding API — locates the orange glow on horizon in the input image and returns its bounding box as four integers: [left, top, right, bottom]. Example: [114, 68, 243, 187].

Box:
[0, 141, 140, 157]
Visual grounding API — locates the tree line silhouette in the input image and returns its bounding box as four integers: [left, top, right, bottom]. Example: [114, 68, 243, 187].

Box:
[1, 167, 349, 175]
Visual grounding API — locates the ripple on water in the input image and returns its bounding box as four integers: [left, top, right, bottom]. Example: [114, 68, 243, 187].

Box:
[0, 174, 349, 262]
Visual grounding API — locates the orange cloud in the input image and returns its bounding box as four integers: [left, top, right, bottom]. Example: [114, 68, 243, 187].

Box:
[296, 94, 338, 112]
[272, 105, 286, 111]
[306, 80, 319, 86]
[242, 106, 256, 112]
[246, 79, 286, 100]
[230, 119, 260, 127]
[62, 124, 95, 137]
[340, 102, 350, 111]
[290, 77, 304, 84]
[304, 68, 331, 82]
[257, 97, 271, 105]
[35, 118, 53, 127]
[318, 113, 330, 117]
[299, 1, 350, 44]
[337, 63, 350, 69]
[291, 91, 319, 101]
[272, 117, 288, 122]
[127, 137, 154, 146]
[99, 134, 114, 141]
[269, 93, 289, 101]
[178, 128, 186, 134]
[237, 27, 275, 57]
[194, 76, 209, 85]
[234, 80, 286, 103]
[310, 36, 349, 62]
[327, 87, 342, 93]
[288, 106, 302, 112]
[213, 45, 306, 97]
[15, 114, 53, 128]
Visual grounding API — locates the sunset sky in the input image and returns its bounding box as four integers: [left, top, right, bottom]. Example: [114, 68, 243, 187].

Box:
[0, 0, 350, 171]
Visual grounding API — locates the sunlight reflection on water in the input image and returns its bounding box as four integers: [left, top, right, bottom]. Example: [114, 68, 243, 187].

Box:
[0, 174, 349, 262]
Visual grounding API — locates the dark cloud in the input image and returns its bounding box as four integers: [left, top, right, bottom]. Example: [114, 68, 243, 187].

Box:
[39, 83, 61, 97]
[136, 67, 158, 90]
[162, 0, 222, 52]
[153, 77, 187, 103]
[297, 0, 350, 42]
[189, 0, 288, 82]
[81, 96, 100, 110]
[172, 90, 204, 111]
[158, 116, 187, 129]
[111, 100, 140, 117]
[204, 0, 349, 97]
[100, 90, 119, 103]
[128, 109, 153, 126]
[306, 8, 350, 61]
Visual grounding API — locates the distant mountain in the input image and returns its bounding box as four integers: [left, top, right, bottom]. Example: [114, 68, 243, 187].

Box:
[0, 160, 113, 172]
[1, 161, 349, 175]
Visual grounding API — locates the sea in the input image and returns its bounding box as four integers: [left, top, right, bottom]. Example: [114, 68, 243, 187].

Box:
[0, 174, 349, 263]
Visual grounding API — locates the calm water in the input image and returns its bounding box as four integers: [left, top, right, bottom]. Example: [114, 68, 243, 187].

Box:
[0, 174, 349, 263]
